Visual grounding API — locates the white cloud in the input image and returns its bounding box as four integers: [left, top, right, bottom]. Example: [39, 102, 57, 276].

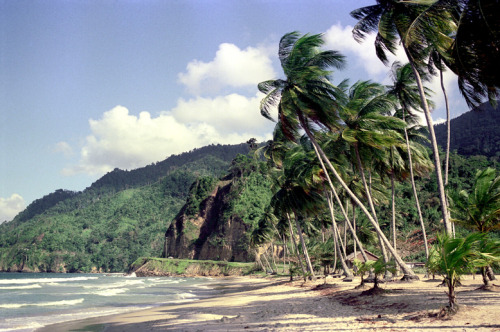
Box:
[170, 93, 271, 134]
[323, 23, 407, 82]
[53, 141, 74, 157]
[0, 194, 25, 223]
[63, 100, 274, 176]
[178, 43, 276, 95]
[433, 118, 447, 125]
[323, 23, 470, 122]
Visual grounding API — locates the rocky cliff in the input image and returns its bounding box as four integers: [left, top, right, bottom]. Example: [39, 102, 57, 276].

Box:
[164, 180, 253, 262]
[164, 155, 273, 263]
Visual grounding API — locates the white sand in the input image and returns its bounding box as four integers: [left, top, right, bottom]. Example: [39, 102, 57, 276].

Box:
[37, 274, 500, 331]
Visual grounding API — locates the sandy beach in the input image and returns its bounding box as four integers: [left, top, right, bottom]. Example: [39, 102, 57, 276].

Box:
[37, 274, 500, 332]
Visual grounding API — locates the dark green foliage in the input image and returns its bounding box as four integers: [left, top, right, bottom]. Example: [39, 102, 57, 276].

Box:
[184, 176, 218, 216]
[15, 189, 78, 223]
[434, 101, 500, 159]
[90, 143, 249, 192]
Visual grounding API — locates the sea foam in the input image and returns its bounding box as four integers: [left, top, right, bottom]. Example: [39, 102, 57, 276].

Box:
[0, 298, 84, 309]
[0, 276, 98, 284]
[0, 284, 42, 290]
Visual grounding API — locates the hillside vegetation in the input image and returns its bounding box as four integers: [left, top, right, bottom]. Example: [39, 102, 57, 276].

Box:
[0, 144, 248, 272]
[434, 101, 500, 159]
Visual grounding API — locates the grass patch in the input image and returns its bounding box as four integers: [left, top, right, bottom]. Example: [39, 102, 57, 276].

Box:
[131, 257, 258, 277]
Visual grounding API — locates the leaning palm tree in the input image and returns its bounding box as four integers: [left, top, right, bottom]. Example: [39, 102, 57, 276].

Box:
[386, 61, 434, 259]
[351, 1, 453, 235]
[259, 32, 418, 279]
[338, 80, 406, 276]
[430, 0, 500, 108]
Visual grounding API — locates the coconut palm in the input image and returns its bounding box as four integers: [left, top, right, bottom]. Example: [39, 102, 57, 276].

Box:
[271, 173, 323, 279]
[450, 167, 500, 235]
[338, 80, 406, 275]
[386, 61, 434, 259]
[428, 0, 500, 108]
[449, 167, 500, 284]
[427, 232, 500, 313]
[351, 0, 453, 235]
[259, 31, 418, 279]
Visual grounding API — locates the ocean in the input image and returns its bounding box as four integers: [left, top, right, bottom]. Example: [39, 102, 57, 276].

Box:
[0, 272, 216, 331]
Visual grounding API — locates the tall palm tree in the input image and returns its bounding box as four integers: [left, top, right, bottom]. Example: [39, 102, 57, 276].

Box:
[339, 80, 406, 275]
[259, 32, 418, 279]
[351, 1, 453, 236]
[386, 61, 434, 259]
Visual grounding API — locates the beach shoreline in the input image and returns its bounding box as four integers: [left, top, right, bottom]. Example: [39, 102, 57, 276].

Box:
[36, 274, 500, 332]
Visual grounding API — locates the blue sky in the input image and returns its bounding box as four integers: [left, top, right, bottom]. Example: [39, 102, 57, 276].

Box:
[0, 0, 469, 222]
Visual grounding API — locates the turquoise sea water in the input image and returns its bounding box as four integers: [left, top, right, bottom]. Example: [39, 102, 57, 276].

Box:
[0, 272, 215, 331]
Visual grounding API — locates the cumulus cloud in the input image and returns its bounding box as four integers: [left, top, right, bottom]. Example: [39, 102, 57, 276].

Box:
[178, 43, 276, 95]
[323, 23, 407, 82]
[323, 23, 468, 122]
[63, 100, 274, 176]
[0, 194, 25, 223]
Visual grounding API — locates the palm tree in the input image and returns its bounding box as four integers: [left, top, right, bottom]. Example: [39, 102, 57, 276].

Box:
[259, 31, 418, 279]
[449, 167, 500, 284]
[351, 1, 453, 236]
[428, 0, 500, 108]
[339, 80, 406, 276]
[288, 139, 357, 279]
[450, 168, 500, 233]
[272, 174, 322, 279]
[386, 61, 434, 260]
[427, 232, 500, 313]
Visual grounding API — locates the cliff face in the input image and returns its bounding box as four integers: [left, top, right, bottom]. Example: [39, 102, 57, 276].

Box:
[165, 180, 253, 262]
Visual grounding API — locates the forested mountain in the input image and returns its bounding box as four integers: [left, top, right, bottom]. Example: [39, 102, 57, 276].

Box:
[0, 143, 249, 272]
[13, 144, 249, 224]
[434, 101, 500, 159]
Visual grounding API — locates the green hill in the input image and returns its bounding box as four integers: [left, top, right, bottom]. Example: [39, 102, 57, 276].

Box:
[434, 101, 500, 159]
[0, 143, 249, 273]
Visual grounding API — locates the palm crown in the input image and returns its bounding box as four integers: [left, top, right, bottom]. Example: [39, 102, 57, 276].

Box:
[258, 32, 345, 141]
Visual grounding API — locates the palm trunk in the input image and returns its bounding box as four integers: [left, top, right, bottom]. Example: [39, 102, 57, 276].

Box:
[405, 49, 452, 235]
[282, 235, 287, 274]
[440, 69, 455, 239]
[288, 215, 307, 281]
[391, 172, 400, 276]
[481, 267, 491, 286]
[402, 114, 430, 259]
[352, 201, 357, 260]
[294, 214, 316, 279]
[267, 244, 277, 273]
[447, 278, 458, 312]
[261, 251, 274, 273]
[255, 249, 266, 272]
[326, 194, 354, 279]
[354, 146, 391, 275]
[486, 265, 496, 281]
[440, 69, 451, 186]
[320, 169, 369, 264]
[299, 117, 417, 279]
[331, 223, 338, 274]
